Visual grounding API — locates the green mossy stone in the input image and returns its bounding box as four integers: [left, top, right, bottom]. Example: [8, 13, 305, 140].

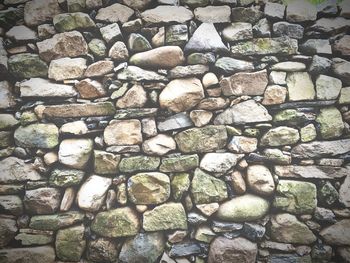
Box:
[119, 155, 160, 173]
[316, 107, 344, 139]
[8, 53, 48, 78]
[318, 181, 339, 207]
[160, 154, 199, 172]
[0, 114, 19, 130]
[171, 173, 190, 201]
[88, 38, 107, 58]
[49, 168, 85, 187]
[53, 12, 95, 32]
[29, 211, 85, 231]
[55, 225, 86, 261]
[260, 126, 300, 146]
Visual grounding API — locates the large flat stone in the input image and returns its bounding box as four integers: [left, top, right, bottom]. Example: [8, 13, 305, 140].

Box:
[274, 165, 349, 179]
[141, 6, 193, 24]
[0, 157, 43, 183]
[0, 246, 56, 263]
[291, 139, 350, 158]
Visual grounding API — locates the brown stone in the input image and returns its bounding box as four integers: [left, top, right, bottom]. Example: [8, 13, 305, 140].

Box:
[24, 0, 63, 27]
[230, 170, 246, 195]
[104, 119, 142, 146]
[95, 3, 134, 23]
[75, 79, 107, 99]
[246, 165, 275, 196]
[84, 60, 114, 77]
[262, 85, 287, 105]
[320, 219, 350, 245]
[333, 35, 350, 56]
[24, 187, 61, 215]
[116, 84, 147, 108]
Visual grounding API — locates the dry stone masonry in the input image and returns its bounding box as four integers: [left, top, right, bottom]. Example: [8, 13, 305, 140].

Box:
[0, 0, 350, 262]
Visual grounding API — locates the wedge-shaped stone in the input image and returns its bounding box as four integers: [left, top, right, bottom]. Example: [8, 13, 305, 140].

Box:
[91, 207, 140, 237]
[141, 6, 193, 24]
[320, 219, 350, 245]
[143, 203, 187, 231]
[291, 139, 350, 158]
[274, 165, 349, 179]
[231, 37, 298, 56]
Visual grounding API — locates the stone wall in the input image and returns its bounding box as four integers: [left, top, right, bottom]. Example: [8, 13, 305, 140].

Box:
[0, 0, 350, 262]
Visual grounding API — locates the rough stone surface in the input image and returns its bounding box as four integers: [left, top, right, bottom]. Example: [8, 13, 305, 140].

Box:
[58, 138, 93, 169]
[246, 165, 275, 196]
[104, 119, 142, 146]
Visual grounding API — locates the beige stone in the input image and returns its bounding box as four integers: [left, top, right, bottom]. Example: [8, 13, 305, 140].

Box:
[116, 84, 147, 108]
[262, 85, 287, 105]
[104, 119, 142, 146]
[75, 79, 106, 99]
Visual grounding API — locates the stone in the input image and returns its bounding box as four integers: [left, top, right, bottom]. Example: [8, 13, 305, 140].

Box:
[159, 78, 204, 113]
[160, 154, 199, 172]
[231, 171, 246, 194]
[299, 39, 332, 55]
[339, 87, 350, 104]
[168, 242, 203, 257]
[165, 24, 188, 46]
[75, 78, 106, 99]
[56, 225, 86, 261]
[185, 23, 228, 53]
[118, 155, 160, 172]
[14, 123, 59, 149]
[246, 165, 275, 196]
[171, 173, 190, 201]
[104, 119, 142, 146]
[230, 37, 298, 56]
[315, 75, 342, 100]
[5, 25, 37, 41]
[84, 60, 114, 77]
[168, 64, 209, 79]
[60, 187, 75, 211]
[95, 3, 134, 23]
[143, 202, 187, 231]
[87, 238, 118, 262]
[24, 187, 61, 214]
[191, 168, 227, 204]
[128, 33, 152, 52]
[332, 58, 350, 85]
[273, 180, 317, 214]
[0, 157, 42, 183]
[88, 38, 106, 57]
[15, 229, 53, 246]
[37, 31, 88, 62]
[19, 78, 77, 98]
[269, 213, 316, 244]
[175, 125, 227, 153]
[0, 246, 56, 263]
[318, 181, 339, 207]
[340, 175, 350, 207]
[94, 150, 120, 175]
[67, 0, 86, 12]
[274, 165, 349, 179]
[200, 153, 242, 173]
[0, 217, 17, 247]
[92, 207, 140, 237]
[53, 12, 95, 32]
[214, 100, 272, 125]
[271, 62, 306, 72]
[142, 134, 176, 155]
[43, 102, 115, 118]
[48, 57, 86, 81]
[262, 85, 287, 105]
[8, 53, 48, 79]
[100, 23, 122, 44]
[128, 172, 170, 204]
[194, 225, 216, 243]
[242, 223, 266, 242]
[253, 18, 271, 37]
[194, 6, 231, 23]
[0, 114, 18, 130]
[222, 22, 252, 42]
[286, 72, 315, 101]
[286, 0, 317, 22]
[221, 69, 268, 96]
[300, 124, 317, 142]
[231, 7, 264, 24]
[264, 2, 285, 19]
[0, 81, 15, 109]
[273, 109, 316, 126]
[273, 22, 304, 39]
[333, 35, 350, 56]
[29, 211, 84, 231]
[24, 0, 63, 26]
[316, 107, 344, 139]
[216, 194, 269, 222]
[187, 52, 216, 65]
[130, 46, 185, 69]
[119, 232, 165, 263]
[197, 203, 219, 217]
[260, 126, 300, 146]
[320, 219, 350, 245]
[109, 41, 129, 61]
[49, 168, 84, 187]
[309, 55, 332, 75]
[214, 57, 254, 75]
[58, 138, 93, 169]
[141, 6, 193, 24]
[190, 110, 213, 127]
[202, 72, 218, 88]
[37, 24, 56, 39]
[309, 17, 350, 34]
[117, 65, 168, 82]
[141, 117, 157, 137]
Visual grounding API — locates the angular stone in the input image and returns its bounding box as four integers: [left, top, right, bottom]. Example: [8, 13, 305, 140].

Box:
[19, 78, 77, 98]
[165, 24, 188, 46]
[246, 165, 275, 196]
[0, 157, 42, 183]
[53, 12, 95, 32]
[171, 173, 191, 201]
[43, 102, 115, 118]
[310, 17, 350, 34]
[141, 6, 193, 24]
[143, 202, 187, 231]
[194, 5, 231, 23]
[15, 229, 53, 246]
[49, 168, 84, 187]
[208, 237, 257, 263]
[100, 23, 122, 44]
[260, 126, 299, 146]
[6, 25, 37, 41]
[339, 87, 350, 104]
[200, 153, 242, 173]
[24, 187, 61, 214]
[300, 124, 317, 142]
[339, 175, 350, 207]
[214, 100, 272, 125]
[187, 52, 216, 65]
[0, 114, 18, 130]
[128, 33, 152, 52]
[37, 31, 88, 62]
[316, 75, 342, 100]
[320, 219, 350, 245]
[175, 125, 227, 153]
[87, 238, 118, 262]
[273, 180, 317, 214]
[0, 217, 17, 247]
[159, 78, 204, 113]
[300, 39, 332, 55]
[58, 138, 93, 169]
[24, 0, 63, 26]
[128, 172, 170, 204]
[117, 65, 168, 82]
[75, 78, 106, 99]
[48, 57, 86, 81]
[119, 232, 165, 263]
[0, 81, 16, 109]
[14, 123, 58, 149]
[264, 2, 285, 19]
[274, 165, 349, 179]
[91, 207, 140, 237]
[94, 150, 120, 175]
[185, 23, 228, 53]
[270, 213, 316, 244]
[109, 41, 129, 62]
[286, 0, 317, 22]
[231, 37, 298, 56]
[309, 55, 332, 75]
[114, 108, 157, 119]
[253, 18, 271, 37]
[8, 53, 48, 79]
[333, 35, 350, 56]
[191, 168, 227, 204]
[286, 72, 315, 101]
[119, 155, 160, 173]
[231, 6, 264, 24]
[168, 242, 203, 257]
[29, 211, 85, 231]
[168, 64, 209, 79]
[142, 134, 176, 156]
[262, 85, 287, 105]
[0, 246, 56, 263]
[195, 225, 216, 243]
[56, 225, 86, 261]
[316, 107, 344, 139]
[228, 136, 258, 153]
[273, 22, 304, 39]
[221, 69, 268, 96]
[84, 60, 114, 77]
[190, 110, 212, 127]
[160, 154, 199, 172]
[95, 3, 134, 23]
[104, 119, 142, 146]
[222, 22, 252, 42]
[215, 57, 254, 75]
[332, 58, 350, 85]
[157, 112, 193, 132]
[216, 194, 269, 222]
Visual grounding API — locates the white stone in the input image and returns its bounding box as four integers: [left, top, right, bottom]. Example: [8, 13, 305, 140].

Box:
[142, 134, 176, 156]
[95, 3, 134, 23]
[6, 25, 37, 41]
[316, 75, 342, 100]
[269, 71, 286, 85]
[48, 57, 87, 81]
[200, 153, 243, 173]
[286, 72, 315, 101]
[58, 138, 93, 169]
[59, 121, 88, 135]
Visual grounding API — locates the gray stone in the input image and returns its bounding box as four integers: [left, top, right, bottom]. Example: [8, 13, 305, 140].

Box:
[222, 22, 253, 42]
[48, 57, 86, 81]
[49, 168, 84, 187]
[286, 72, 315, 101]
[215, 57, 254, 75]
[88, 38, 106, 58]
[24, 0, 63, 26]
[95, 3, 134, 23]
[260, 126, 300, 146]
[87, 238, 118, 263]
[109, 41, 129, 61]
[157, 112, 193, 132]
[264, 2, 285, 19]
[274, 165, 350, 179]
[316, 107, 344, 139]
[29, 211, 85, 231]
[320, 219, 350, 245]
[309, 17, 350, 34]
[100, 23, 122, 44]
[142, 134, 176, 155]
[273, 22, 304, 39]
[0, 246, 56, 263]
[128, 33, 151, 52]
[194, 5, 231, 23]
[15, 229, 53, 246]
[231, 7, 264, 24]
[286, 0, 317, 22]
[56, 225, 86, 261]
[165, 24, 188, 46]
[0, 157, 42, 183]
[141, 6, 193, 24]
[0, 217, 17, 247]
[200, 153, 242, 173]
[0, 81, 15, 109]
[117, 66, 168, 82]
[168, 64, 209, 79]
[24, 187, 61, 214]
[8, 53, 48, 79]
[332, 58, 350, 85]
[309, 55, 332, 75]
[53, 12, 95, 32]
[253, 18, 271, 37]
[5, 25, 37, 41]
[300, 39, 332, 55]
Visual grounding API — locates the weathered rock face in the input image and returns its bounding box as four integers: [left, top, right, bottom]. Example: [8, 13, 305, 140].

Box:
[8, 53, 48, 78]
[24, 0, 63, 26]
[24, 188, 61, 215]
[56, 225, 86, 261]
[104, 119, 142, 146]
[246, 165, 275, 196]
[58, 138, 93, 169]
[320, 219, 350, 245]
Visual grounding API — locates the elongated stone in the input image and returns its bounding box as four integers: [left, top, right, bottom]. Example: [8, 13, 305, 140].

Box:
[274, 165, 349, 179]
[160, 154, 199, 172]
[291, 139, 350, 158]
[29, 211, 85, 231]
[141, 6, 193, 24]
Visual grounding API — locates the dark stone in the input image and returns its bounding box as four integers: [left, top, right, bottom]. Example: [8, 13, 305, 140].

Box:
[169, 242, 203, 257]
[242, 223, 266, 241]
